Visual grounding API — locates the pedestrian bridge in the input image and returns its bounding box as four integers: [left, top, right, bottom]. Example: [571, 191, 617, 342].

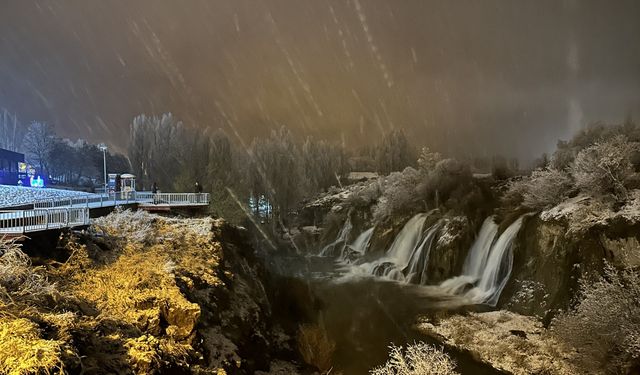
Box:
[0, 191, 209, 236]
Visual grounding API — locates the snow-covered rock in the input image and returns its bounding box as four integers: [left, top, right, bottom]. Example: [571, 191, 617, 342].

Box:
[0, 185, 96, 208]
[418, 310, 580, 375]
[540, 192, 640, 237]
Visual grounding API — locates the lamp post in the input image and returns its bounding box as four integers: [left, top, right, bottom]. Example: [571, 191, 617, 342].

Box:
[98, 143, 107, 193]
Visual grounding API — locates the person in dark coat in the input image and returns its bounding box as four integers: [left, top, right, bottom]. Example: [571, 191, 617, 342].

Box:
[151, 182, 158, 204]
[195, 181, 203, 202]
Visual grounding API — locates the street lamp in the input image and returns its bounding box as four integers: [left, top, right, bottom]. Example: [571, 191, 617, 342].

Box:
[98, 143, 108, 193]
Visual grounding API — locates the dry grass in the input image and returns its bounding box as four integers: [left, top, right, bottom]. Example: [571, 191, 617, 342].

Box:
[371, 343, 458, 375]
[296, 323, 336, 372]
[0, 316, 64, 375]
[71, 242, 201, 339]
[0, 236, 56, 305]
[0, 209, 226, 374]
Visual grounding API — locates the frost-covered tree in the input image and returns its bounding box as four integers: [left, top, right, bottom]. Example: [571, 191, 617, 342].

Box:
[249, 126, 305, 219]
[372, 167, 421, 222]
[417, 158, 473, 207]
[505, 168, 573, 210]
[301, 137, 347, 194]
[571, 135, 638, 201]
[417, 147, 442, 172]
[22, 122, 55, 174]
[552, 264, 640, 373]
[129, 113, 188, 190]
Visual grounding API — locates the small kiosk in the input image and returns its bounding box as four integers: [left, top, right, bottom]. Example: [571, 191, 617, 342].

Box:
[108, 173, 136, 197]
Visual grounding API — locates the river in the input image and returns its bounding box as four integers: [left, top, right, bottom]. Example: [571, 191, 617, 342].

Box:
[263, 254, 502, 374]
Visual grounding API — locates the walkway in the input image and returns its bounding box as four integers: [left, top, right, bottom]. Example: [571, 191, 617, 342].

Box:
[0, 191, 210, 236]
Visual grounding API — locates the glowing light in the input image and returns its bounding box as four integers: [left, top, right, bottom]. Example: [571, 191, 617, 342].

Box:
[30, 175, 44, 188]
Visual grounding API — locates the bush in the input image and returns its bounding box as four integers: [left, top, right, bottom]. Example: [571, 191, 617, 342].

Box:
[417, 158, 473, 208]
[505, 168, 573, 210]
[0, 237, 56, 304]
[92, 207, 157, 244]
[571, 135, 639, 201]
[296, 324, 336, 372]
[371, 343, 459, 375]
[372, 167, 422, 223]
[552, 264, 640, 373]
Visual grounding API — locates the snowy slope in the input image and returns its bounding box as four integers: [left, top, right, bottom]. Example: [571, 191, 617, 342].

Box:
[0, 185, 96, 208]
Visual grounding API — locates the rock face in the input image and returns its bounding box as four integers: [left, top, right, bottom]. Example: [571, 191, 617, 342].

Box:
[418, 311, 580, 375]
[426, 216, 474, 283]
[0, 210, 303, 375]
[501, 193, 640, 319]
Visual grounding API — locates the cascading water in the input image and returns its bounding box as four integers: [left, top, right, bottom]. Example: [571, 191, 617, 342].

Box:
[341, 213, 441, 285]
[403, 223, 440, 284]
[319, 216, 353, 257]
[339, 226, 374, 262]
[440, 215, 525, 306]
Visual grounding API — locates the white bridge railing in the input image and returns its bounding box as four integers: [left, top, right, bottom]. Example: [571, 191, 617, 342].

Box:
[1, 192, 209, 235]
[135, 192, 210, 206]
[0, 207, 90, 234]
[33, 192, 136, 209]
[33, 192, 210, 209]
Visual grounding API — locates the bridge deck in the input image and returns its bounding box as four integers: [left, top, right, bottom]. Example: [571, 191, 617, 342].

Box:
[0, 192, 209, 235]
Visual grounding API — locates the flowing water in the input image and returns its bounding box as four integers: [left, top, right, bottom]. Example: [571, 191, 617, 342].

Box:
[265, 254, 500, 375]
[319, 216, 353, 257]
[266, 212, 526, 373]
[440, 215, 525, 306]
[339, 226, 374, 262]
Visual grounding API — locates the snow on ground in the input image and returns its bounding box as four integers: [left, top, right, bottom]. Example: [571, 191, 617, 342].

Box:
[540, 192, 640, 236]
[0, 185, 96, 208]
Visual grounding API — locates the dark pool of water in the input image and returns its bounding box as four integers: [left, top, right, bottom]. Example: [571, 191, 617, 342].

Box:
[264, 255, 501, 375]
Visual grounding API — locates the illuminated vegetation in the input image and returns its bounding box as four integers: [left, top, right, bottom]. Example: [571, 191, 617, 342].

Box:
[0, 210, 228, 374]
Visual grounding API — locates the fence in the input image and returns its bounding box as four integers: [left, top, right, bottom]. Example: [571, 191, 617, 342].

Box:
[33, 192, 209, 209]
[0, 207, 90, 234]
[136, 192, 210, 206]
[33, 192, 137, 209]
[1, 192, 209, 235]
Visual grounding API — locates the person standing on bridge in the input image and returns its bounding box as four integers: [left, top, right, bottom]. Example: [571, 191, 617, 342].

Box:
[195, 181, 203, 203]
[152, 182, 158, 204]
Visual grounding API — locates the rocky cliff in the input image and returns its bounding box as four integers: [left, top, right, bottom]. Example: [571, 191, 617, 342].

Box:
[0, 209, 304, 375]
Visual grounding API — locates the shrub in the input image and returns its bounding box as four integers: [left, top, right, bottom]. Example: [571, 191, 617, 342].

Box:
[296, 324, 335, 372]
[345, 179, 383, 209]
[92, 208, 156, 244]
[0, 317, 64, 374]
[372, 167, 422, 223]
[505, 168, 573, 210]
[0, 237, 56, 304]
[371, 343, 459, 375]
[552, 264, 640, 373]
[571, 135, 639, 201]
[417, 158, 473, 208]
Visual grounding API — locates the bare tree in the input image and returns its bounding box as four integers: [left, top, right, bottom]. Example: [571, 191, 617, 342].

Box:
[22, 122, 55, 174]
[375, 129, 415, 174]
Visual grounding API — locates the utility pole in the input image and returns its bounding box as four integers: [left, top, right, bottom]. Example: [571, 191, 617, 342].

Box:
[99, 143, 108, 192]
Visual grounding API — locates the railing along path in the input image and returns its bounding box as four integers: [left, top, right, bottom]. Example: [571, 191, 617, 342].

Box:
[0, 192, 209, 235]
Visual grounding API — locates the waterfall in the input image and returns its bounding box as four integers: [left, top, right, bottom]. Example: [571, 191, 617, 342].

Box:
[342, 213, 440, 284]
[339, 226, 374, 262]
[440, 215, 525, 306]
[385, 213, 429, 267]
[319, 216, 353, 257]
[403, 223, 440, 284]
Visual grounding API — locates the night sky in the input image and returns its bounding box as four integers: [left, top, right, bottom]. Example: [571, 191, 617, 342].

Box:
[1, 0, 639, 161]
